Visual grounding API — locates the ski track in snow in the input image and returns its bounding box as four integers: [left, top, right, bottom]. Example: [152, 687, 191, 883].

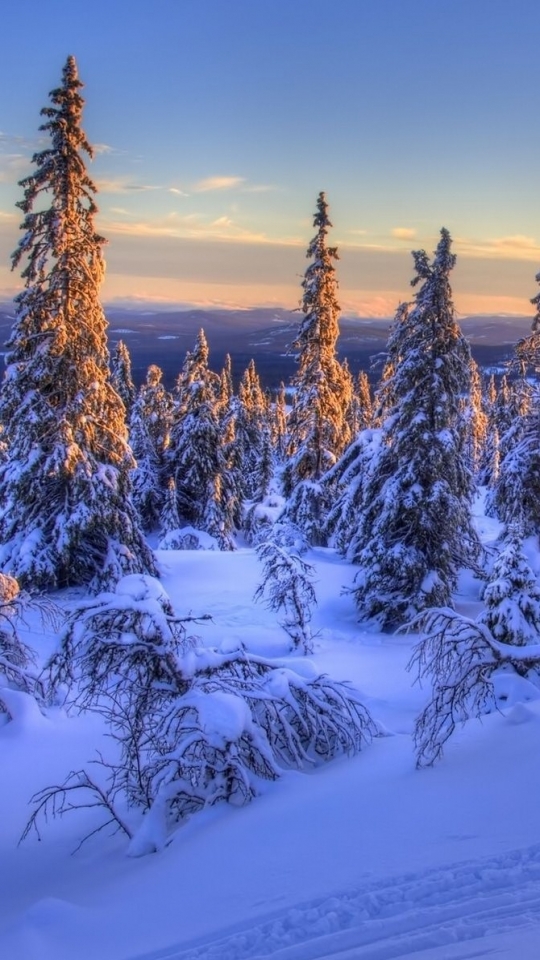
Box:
[128, 843, 540, 960]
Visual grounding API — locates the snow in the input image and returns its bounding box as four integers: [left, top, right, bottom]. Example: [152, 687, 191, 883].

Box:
[1, 541, 540, 959]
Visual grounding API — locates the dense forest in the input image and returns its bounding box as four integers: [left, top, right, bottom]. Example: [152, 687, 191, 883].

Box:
[1, 57, 540, 862]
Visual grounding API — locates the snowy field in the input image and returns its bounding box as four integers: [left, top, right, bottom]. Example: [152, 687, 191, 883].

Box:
[1, 516, 540, 960]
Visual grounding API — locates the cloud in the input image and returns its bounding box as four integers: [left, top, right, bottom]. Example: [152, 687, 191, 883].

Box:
[391, 227, 417, 240]
[102, 210, 273, 243]
[193, 175, 245, 193]
[0, 153, 30, 183]
[455, 234, 540, 261]
[92, 143, 115, 155]
[242, 183, 278, 194]
[169, 187, 189, 197]
[96, 177, 161, 194]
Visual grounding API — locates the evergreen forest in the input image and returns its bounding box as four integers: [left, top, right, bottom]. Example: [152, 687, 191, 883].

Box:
[2, 58, 540, 907]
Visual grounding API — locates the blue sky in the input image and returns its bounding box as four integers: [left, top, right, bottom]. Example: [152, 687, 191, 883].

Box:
[0, 0, 539, 316]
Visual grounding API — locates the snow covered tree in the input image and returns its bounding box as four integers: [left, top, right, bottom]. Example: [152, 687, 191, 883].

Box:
[348, 231, 479, 628]
[487, 318, 540, 530]
[480, 525, 540, 651]
[465, 357, 488, 477]
[36, 574, 375, 853]
[216, 352, 234, 417]
[111, 339, 136, 419]
[323, 427, 383, 554]
[173, 328, 219, 421]
[130, 365, 172, 530]
[282, 193, 349, 512]
[235, 359, 270, 500]
[254, 538, 317, 653]
[271, 382, 288, 461]
[478, 374, 499, 486]
[0, 57, 155, 589]
[345, 369, 373, 437]
[169, 334, 239, 548]
[157, 478, 185, 550]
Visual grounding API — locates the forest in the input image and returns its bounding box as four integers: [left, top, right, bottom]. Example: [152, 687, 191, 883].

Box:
[1, 55, 540, 960]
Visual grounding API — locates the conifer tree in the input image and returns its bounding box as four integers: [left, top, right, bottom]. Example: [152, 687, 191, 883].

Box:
[217, 352, 234, 418]
[173, 328, 219, 421]
[480, 525, 540, 650]
[129, 364, 172, 530]
[234, 360, 270, 500]
[169, 333, 239, 547]
[271, 382, 288, 461]
[346, 369, 373, 437]
[0, 57, 154, 589]
[111, 339, 136, 419]
[487, 310, 540, 530]
[348, 230, 479, 628]
[283, 193, 348, 496]
[478, 374, 499, 486]
[466, 357, 488, 476]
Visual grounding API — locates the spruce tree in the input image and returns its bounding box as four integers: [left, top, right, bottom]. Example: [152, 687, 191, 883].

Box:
[349, 230, 479, 628]
[169, 332, 239, 547]
[283, 192, 349, 499]
[129, 364, 172, 530]
[0, 57, 154, 589]
[480, 526, 540, 650]
[478, 374, 499, 486]
[487, 307, 540, 530]
[466, 357, 488, 477]
[111, 339, 136, 419]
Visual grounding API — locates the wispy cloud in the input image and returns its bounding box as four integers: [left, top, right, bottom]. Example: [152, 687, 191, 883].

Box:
[242, 183, 278, 194]
[96, 176, 161, 194]
[456, 234, 540, 261]
[93, 143, 115, 155]
[0, 153, 31, 183]
[102, 210, 301, 245]
[392, 227, 417, 240]
[193, 175, 245, 193]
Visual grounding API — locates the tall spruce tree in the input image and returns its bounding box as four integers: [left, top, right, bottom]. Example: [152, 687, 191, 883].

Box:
[349, 229, 479, 628]
[283, 192, 349, 499]
[0, 57, 155, 589]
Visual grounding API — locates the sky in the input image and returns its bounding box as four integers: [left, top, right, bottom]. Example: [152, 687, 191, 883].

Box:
[1, 0, 540, 318]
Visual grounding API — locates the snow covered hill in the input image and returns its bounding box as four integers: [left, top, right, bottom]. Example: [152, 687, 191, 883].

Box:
[1, 539, 540, 960]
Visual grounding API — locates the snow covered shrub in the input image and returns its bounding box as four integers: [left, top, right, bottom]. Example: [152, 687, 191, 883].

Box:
[409, 603, 540, 767]
[0, 575, 55, 720]
[254, 538, 317, 653]
[32, 575, 375, 853]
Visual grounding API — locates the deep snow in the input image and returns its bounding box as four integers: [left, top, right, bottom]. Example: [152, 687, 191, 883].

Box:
[1, 517, 540, 960]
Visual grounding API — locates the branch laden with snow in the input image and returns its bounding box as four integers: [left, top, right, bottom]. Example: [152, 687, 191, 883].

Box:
[30, 575, 375, 853]
[409, 606, 540, 767]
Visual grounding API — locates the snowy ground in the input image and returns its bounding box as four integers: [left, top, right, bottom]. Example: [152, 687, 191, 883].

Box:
[1, 519, 540, 960]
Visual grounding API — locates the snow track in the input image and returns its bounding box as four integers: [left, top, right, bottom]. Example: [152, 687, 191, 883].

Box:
[129, 843, 540, 960]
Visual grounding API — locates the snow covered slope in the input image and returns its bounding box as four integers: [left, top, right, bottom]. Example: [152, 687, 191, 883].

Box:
[0, 544, 539, 960]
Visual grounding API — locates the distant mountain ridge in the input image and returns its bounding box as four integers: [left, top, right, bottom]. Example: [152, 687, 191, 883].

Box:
[0, 304, 534, 389]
